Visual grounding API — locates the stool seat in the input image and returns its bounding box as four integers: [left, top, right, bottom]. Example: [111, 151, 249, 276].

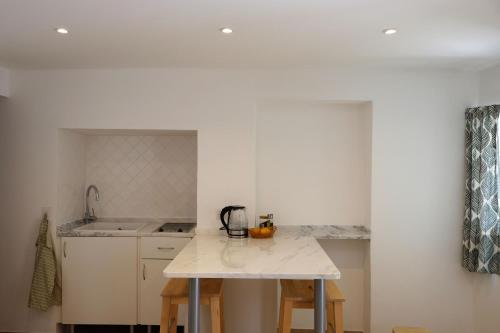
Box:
[160, 278, 224, 333]
[279, 280, 345, 333]
[393, 328, 430, 333]
[281, 279, 345, 303]
[162, 278, 223, 302]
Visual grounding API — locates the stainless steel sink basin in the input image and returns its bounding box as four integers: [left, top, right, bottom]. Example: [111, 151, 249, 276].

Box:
[75, 222, 146, 234]
[154, 222, 196, 234]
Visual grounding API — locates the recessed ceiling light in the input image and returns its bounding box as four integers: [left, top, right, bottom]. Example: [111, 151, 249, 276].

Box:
[220, 27, 233, 34]
[55, 27, 69, 34]
[382, 28, 397, 35]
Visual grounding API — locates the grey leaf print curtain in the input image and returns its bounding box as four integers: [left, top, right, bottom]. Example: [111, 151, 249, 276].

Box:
[463, 105, 500, 274]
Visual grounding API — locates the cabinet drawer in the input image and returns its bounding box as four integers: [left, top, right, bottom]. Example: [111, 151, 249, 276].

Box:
[140, 237, 190, 259]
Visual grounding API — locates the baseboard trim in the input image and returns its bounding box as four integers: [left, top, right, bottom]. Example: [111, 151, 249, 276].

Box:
[291, 330, 362, 333]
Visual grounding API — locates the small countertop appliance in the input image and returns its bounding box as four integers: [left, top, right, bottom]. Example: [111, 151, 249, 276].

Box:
[220, 205, 248, 238]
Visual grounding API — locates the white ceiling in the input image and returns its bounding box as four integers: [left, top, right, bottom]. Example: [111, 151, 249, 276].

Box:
[1, 0, 499, 69]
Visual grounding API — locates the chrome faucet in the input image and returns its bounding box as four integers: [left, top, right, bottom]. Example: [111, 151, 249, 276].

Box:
[84, 185, 100, 223]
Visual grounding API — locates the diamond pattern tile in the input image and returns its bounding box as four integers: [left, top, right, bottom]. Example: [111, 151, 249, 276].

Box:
[86, 135, 197, 218]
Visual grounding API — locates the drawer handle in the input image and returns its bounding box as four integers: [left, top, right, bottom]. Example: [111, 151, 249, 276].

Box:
[157, 247, 175, 251]
[142, 263, 146, 280]
[63, 242, 67, 258]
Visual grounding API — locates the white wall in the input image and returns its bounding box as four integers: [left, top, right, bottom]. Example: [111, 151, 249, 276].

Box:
[0, 67, 9, 97]
[479, 63, 500, 105]
[256, 101, 372, 331]
[256, 101, 371, 226]
[0, 67, 479, 333]
[472, 64, 500, 333]
[58, 130, 87, 225]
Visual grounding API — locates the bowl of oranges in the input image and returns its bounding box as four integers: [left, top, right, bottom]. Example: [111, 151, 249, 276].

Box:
[249, 226, 276, 239]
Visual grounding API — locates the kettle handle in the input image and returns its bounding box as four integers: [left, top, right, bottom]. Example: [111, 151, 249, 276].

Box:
[220, 206, 232, 233]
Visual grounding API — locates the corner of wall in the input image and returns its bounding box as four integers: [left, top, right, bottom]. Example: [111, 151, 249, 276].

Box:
[0, 67, 10, 98]
[56, 129, 87, 226]
[472, 62, 500, 333]
[478, 62, 500, 105]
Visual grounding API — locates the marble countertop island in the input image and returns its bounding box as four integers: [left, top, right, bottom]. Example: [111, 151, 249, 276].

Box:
[166, 232, 344, 333]
[163, 234, 341, 280]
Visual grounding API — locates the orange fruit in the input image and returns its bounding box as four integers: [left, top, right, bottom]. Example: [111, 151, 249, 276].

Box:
[260, 227, 271, 236]
[250, 228, 260, 236]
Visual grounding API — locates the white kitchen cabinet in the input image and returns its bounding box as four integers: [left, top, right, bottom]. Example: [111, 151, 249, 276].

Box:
[139, 259, 171, 325]
[138, 237, 189, 326]
[61, 237, 138, 324]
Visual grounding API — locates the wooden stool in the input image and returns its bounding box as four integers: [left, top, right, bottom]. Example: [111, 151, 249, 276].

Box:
[393, 328, 430, 333]
[278, 279, 345, 333]
[160, 278, 224, 333]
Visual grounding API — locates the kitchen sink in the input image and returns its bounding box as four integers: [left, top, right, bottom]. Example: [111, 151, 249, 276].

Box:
[75, 222, 147, 234]
[154, 222, 196, 234]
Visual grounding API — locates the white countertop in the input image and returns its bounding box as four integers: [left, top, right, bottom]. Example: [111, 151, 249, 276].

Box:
[57, 219, 369, 241]
[163, 234, 341, 280]
[56, 218, 196, 237]
[277, 225, 370, 240]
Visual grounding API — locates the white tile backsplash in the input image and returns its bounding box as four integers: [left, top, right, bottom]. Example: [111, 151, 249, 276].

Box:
[85, 135, 197, 218]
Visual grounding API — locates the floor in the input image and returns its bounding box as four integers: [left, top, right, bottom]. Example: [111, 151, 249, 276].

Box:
[69, 325, 361, 333]
[68, 325, 184, 333]
[290, 331, 361, 333]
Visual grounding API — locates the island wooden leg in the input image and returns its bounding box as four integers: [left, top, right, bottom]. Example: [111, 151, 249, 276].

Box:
[314, 279, 326, 333]
[188, 277, 200, 333]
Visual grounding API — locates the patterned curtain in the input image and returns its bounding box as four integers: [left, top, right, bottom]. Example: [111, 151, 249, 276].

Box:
[463, 105, 500, 274]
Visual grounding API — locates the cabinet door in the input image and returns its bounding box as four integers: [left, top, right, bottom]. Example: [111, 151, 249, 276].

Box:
[139, 259, 187, 326]
[61, 237, 138, 324]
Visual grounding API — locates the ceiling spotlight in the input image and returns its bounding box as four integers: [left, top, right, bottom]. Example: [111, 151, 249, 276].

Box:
[382, 28, 397, 35]
[220, 27, 233, 34]
[55, 27, 69, 34]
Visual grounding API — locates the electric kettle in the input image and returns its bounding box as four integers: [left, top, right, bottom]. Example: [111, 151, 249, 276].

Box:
[220, 205, 248, 238]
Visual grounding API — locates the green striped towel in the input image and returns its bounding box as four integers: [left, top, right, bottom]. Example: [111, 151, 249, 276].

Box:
[28, 215, 61, 311]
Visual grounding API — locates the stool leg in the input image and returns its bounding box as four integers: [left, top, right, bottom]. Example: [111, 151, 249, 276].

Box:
[281, 300, 293, 333]
[333, 302, 344, 333]
[210, 296, 222, 333]
[278, 294, 285, 333]
[160, 297, 171, 333]
[314, 279, 326, 333]
[188, 278, 201, 333]
[327, 302, 334, 333]
[220, 293, 225, 333]
[169, 304, 178, 333]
